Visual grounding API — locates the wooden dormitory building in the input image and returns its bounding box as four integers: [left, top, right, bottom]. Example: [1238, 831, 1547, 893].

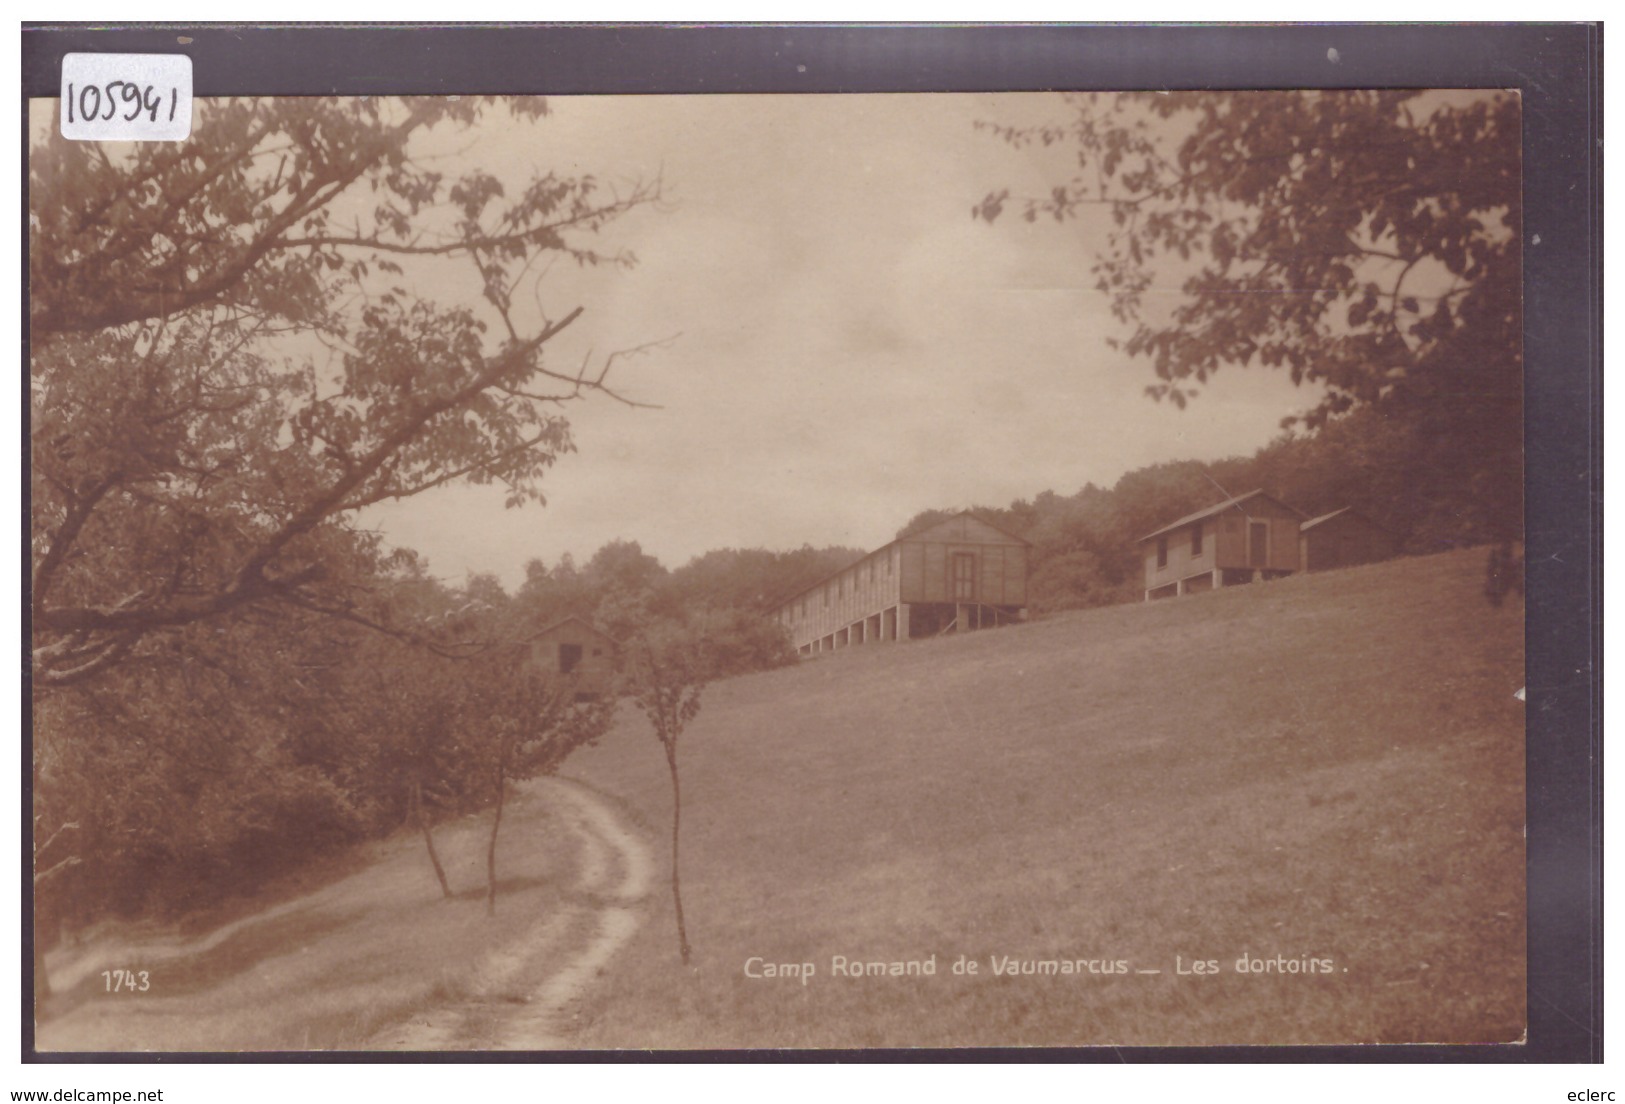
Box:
[1296, 507, 1399, 572]
[1138, 490, 1399, 601]
[769, 512, 1030, 658]
[1138, 490, 1305, 600]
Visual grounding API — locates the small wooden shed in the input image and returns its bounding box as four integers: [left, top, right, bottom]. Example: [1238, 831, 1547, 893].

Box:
[1139, 490, 1304, 600]
[770, 511, 1030, 657]
[525, 616, 620, 702]
[1297, 508, 1398, 572]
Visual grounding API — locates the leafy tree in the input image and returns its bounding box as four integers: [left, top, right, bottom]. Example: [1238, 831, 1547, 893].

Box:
[976, 90, 1521, 545]
[1026, 547, 1117, 614]
[30, 96, 660, 688]
[580, 539, 676, 639]
[512, 554, 592, 633]
[685, 607, 797, 680]
[510, 541, 834, 680]
[364, 653, 474, 900]
[30, 592, 399, 1013]
[630, 636, 707, 966]
[464, 662, 613, 915]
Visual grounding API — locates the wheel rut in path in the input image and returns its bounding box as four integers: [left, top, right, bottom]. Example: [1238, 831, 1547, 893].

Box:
[371, 776, 653, 1051]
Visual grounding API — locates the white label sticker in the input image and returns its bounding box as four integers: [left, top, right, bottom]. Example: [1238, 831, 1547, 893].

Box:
[60, 53, 193, 141]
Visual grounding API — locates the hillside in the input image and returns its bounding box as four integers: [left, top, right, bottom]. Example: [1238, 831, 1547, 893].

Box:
[563, 546, 1526, 1048]
[35, 547, 1525, 1051]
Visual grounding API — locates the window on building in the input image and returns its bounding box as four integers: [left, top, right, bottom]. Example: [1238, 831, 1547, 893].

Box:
[559, 642, 583, 674]
[1156, 537, 1168, 569]
[1192, 522, 1204, 555]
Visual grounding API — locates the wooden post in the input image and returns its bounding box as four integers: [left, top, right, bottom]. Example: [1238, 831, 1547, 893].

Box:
[1212, 569, 1223, 589]
[1175, 578, 1186, 597]
[897, 603, 911, 641]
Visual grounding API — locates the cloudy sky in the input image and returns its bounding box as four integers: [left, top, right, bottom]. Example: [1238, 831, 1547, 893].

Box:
[358, 93, 1319, 588]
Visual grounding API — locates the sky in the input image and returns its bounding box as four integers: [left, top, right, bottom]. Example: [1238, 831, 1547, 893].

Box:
[333, 93, 1326, 588]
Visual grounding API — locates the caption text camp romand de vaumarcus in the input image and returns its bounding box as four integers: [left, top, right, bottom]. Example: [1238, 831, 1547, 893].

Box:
[743, 952, 1344, 986]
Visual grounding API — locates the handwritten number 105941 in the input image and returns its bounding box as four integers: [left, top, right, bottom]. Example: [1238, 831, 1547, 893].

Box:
[65, 81, 179, 126]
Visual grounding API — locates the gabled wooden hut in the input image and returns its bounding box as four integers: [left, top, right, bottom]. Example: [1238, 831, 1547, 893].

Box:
[1138, 490, 1303, 600]
[525, 615, 620, 701]
[769, 511, 1030, 657]
[1297, 507, 1398, 572]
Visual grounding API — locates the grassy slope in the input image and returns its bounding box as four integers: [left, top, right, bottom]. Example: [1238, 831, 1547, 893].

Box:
[566, 547, 1526, 1049]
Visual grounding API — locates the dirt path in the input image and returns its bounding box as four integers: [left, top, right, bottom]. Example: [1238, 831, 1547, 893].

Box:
[368, 776, 654, 1050]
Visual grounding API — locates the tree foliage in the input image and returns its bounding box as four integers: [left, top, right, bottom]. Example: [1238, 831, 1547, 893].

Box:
[30, 96, 659, 688]
[977, 90, 1522, 541]
[464, 661, 614, 914]
[512, 541, 856, 681]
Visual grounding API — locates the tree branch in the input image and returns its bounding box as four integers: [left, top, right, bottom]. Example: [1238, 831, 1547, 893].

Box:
[35, 103, 441, 334]
[233, 306, 585, 588]
[31, 472, 121, 621]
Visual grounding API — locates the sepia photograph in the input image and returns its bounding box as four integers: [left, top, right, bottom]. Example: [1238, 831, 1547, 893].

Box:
[28, 68, 1537, 1053]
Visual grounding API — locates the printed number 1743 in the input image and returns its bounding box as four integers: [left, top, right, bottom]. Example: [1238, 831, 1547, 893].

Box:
[101, 969, 150, 993]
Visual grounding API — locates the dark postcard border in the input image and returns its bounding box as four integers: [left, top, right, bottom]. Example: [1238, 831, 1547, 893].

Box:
[19, 22, 1603, 1065]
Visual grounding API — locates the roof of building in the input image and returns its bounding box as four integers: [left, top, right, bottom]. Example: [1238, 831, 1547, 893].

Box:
[525, 615, 620, 645]
[1299, 506, 1391, 534]
[767, 510, 1029, 612]
[918, 510, 1032, 547]
[1137, 490, 1303, 543]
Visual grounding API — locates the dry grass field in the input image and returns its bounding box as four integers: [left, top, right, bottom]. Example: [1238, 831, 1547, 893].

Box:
[563, 546, 1526, 1049]
[34, 547, 1526, 1052]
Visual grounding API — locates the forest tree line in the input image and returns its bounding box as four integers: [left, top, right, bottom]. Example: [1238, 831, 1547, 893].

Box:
[901, 396, 1499, 614]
